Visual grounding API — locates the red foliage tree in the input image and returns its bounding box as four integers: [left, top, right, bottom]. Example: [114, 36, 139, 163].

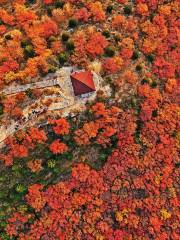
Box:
[49, 139, 68, 154]
[86, 32, 108, 58]
[28, 127, 47, 144]
[48, 118, 70, 135]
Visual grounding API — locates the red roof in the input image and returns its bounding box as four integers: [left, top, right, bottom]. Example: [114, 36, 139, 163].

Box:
[70, 70, 95, 96]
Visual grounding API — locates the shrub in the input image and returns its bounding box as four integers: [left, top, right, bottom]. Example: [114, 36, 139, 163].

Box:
[114, 34, 120, 42]
[136, 64, 143, 71]
[106, 5, 113, 14]
[151, 81, 157, 88]
[124, 5, 132, 15]
[132, 50, 140, 60]
[68, 19, 78, 28]
[102, 30, 110, 38]
[141, 78, 149, 85]
[48, 36, 57, 42]
[47, 7, 53, 16]
[48, 65, 57, 73]
[21, 40, 30, 48]
[28, 0, 36, 4]
[105, 46, 115, 57]
[55, 1, 64, 8]
[0, 104, 3, 115]
[61, 32, 70, 42]
[47, 159, 56, 168]
[147, 54, 155, 62]
[66, 41, 75, 51]
[15, 184, 27, 194]
[152, 109, 158, 117]
[24, 45, 35, 58]
[58, 52, 68, 64]
[4, 34, 12, 40]
[25, 88, 33, 98]
[99, 153, 107, 162]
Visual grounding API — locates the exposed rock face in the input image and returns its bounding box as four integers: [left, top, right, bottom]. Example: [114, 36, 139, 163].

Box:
[0, 67, 110, 147]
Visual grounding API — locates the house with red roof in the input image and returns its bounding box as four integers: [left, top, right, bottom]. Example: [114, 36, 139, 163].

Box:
[70, 70, 96, 96]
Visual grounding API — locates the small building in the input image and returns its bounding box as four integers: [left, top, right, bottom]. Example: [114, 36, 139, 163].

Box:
[70, 70, 96, 96]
